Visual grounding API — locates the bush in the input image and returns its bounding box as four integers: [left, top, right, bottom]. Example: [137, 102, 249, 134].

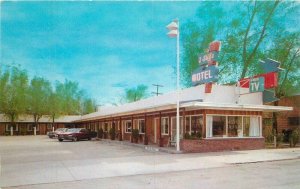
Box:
[98, 128, 103, 138]
[109, 127, 116, 140]
[131, 129, 139, 143]
[289, 129, 300, 147]
[184, 133, 191, 139]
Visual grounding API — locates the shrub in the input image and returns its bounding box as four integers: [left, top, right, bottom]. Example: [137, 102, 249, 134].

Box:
[131, 129, 139, 143]
[289, 129, 300, 147]
[98, 128, 103, 138]
[184, 132, 191, 139]
[109, 127, 116, 140]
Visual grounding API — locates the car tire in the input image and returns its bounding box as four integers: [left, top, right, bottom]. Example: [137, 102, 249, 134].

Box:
[88, 137, 91, 141]
[58, 139, 63, 142]
[73, 137, 78, 142]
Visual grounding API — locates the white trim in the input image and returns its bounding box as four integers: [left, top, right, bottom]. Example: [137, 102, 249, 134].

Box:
[124, 120, 132, 133]
[161, 117, 169, 135]
[138, 119, 145, 134]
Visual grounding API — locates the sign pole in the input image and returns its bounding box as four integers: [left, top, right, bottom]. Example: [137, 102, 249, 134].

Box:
[176, 20, 180, 152]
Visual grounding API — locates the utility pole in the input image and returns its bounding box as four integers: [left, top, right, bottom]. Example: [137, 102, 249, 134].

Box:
[152, 84, 163, 96]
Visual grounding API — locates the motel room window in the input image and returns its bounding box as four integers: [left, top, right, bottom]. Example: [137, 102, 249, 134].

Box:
[161, 117, 169, 135]
[104, 122, 108, 132]
[185, 116, 191, 134]
[228, 116, 243, 137]
[27, 124, 39, 131]
[288, 117, 300, 126]
[125, 120, 132, 133]
[47, 124, 52, 130]
[138, 119, 145, 134]
[212, 116, 226, 137]
[5, 124, 18, 131]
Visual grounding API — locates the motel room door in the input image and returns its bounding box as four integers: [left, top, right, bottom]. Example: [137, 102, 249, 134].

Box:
[154, 118, 159, 144]
[171, 117, 183, 141]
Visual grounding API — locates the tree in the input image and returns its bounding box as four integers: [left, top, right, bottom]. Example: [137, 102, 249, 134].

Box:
[0, 66, 29, 127]
[181, 1, 299, 85]
[124, 84, 148, 103]
[27, 76, 52, 129]
[48, 91, 62, 128]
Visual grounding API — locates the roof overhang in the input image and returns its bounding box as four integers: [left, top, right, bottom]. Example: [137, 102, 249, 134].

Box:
[181, 102, 293, 112]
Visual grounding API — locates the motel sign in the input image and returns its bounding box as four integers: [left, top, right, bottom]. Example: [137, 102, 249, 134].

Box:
[192, 66, 219, 85]
[249, 77, 265, 93]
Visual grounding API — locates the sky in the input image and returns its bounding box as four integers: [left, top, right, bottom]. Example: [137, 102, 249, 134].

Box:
[0, 1, 200, 105]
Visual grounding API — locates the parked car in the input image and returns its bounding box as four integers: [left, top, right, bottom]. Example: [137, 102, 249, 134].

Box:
[47, 128, 68, 138]
[58, 128, 96, 142]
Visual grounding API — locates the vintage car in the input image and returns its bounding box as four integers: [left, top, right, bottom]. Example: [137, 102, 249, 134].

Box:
[47, 128, 68, 138]
[58, 128, 96, 142]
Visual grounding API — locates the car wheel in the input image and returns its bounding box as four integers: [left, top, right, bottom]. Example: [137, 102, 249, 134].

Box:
[58, 138, 63, 142]
[73, 137, 78, 142]
[88, 137, 91, 141]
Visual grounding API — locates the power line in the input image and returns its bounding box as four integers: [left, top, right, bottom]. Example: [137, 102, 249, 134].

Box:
[152, 84, 163, 96]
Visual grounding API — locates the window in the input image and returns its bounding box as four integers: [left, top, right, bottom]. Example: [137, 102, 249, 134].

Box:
[288, 117, 300, 126]
[104, 122, 108, 132]
[47, 124, 52, 130]
[207, 115, 261, 138]
[161, 117, 169, 135]
[27, 124, 39, 131]
[191, 116, 203, 136]
[228, 116, 242, 137]
[212, 116, 226, 137]
[6, 124, 18, 131]
[185, 116, 191, 134]
[138, 119, 145, 134]
[125, 120, 132, 133]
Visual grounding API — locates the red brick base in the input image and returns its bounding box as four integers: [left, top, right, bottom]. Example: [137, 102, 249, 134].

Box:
[180, 138, 265, 153]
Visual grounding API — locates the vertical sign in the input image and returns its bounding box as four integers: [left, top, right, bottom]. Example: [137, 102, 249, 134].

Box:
[249, 77, 265, 93]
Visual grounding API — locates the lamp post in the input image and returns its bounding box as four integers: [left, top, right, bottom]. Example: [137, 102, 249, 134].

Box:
[167, 19, 180, 152]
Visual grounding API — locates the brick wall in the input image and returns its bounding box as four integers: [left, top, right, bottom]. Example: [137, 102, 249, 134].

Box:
[180, 138, 265, 153]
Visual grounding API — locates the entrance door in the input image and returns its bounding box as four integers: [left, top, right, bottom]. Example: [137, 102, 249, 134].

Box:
[154, 118, 159, 143]
[171, 117, 183, 141]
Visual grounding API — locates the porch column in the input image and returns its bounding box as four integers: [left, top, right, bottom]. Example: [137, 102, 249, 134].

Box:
[131, 116, 133, 143]
[183, 108, 186, 137]
[119, 117, 122, 141]
[202, 112, 206, 138]
[144, 113, 148, 145]
[158, 112, 162, 147]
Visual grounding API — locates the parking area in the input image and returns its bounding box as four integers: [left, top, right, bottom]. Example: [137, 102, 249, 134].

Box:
[1, 136, 300, 189]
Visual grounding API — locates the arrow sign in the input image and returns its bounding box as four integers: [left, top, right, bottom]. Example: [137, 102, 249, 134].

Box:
[263, 89, 279, 103]
[260, 58, 283, 73]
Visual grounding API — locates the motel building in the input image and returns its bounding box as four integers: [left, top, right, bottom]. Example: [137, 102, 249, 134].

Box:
[0, 84, 293, 153]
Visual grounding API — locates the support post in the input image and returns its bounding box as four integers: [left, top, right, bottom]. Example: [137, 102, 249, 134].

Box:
[158, 112, 162, 147]
[144, 114, 148, 145]
[34, 126, 36, 136]
[10, 126, 13, 136]
[119, 117, 122, 141]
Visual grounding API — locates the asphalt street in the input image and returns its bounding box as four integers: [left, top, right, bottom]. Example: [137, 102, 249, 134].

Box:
[0, 136, 299, 189]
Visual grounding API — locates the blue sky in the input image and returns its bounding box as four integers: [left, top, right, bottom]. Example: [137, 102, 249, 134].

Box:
[0, 1, 200, 105]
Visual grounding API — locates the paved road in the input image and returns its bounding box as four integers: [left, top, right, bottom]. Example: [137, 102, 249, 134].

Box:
[1, 136, 300, 189]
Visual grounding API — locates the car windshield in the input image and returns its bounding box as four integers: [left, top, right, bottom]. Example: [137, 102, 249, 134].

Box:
[67, 128, 80, 133]
[56, 128, 65, 131]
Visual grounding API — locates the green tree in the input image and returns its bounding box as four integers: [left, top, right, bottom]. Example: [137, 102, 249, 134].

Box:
[27, 76, 52, 128]
[124, 84, 148, 103]
[48, 91, 62, 128]
[0, 66, 29, 126]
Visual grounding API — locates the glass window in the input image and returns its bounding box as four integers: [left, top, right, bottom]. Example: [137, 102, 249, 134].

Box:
[243, 117, 250, 137]
[185, 116, 191, 134]
[125, 121, 132, 133]
[138, 119, 145, 134]
[212, 116, 226, 137]
[6, 124, 18, 131]
[161, 117, 169, 135]
[27, 124, 39, 131]
[191, 116, 203, 136]
[104, 122, 108, 132]
[249, 117, 260, 137]
[228, 116, 243, 137]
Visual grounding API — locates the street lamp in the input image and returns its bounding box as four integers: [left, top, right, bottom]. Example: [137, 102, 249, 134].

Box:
[167, 19, 180, 152]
